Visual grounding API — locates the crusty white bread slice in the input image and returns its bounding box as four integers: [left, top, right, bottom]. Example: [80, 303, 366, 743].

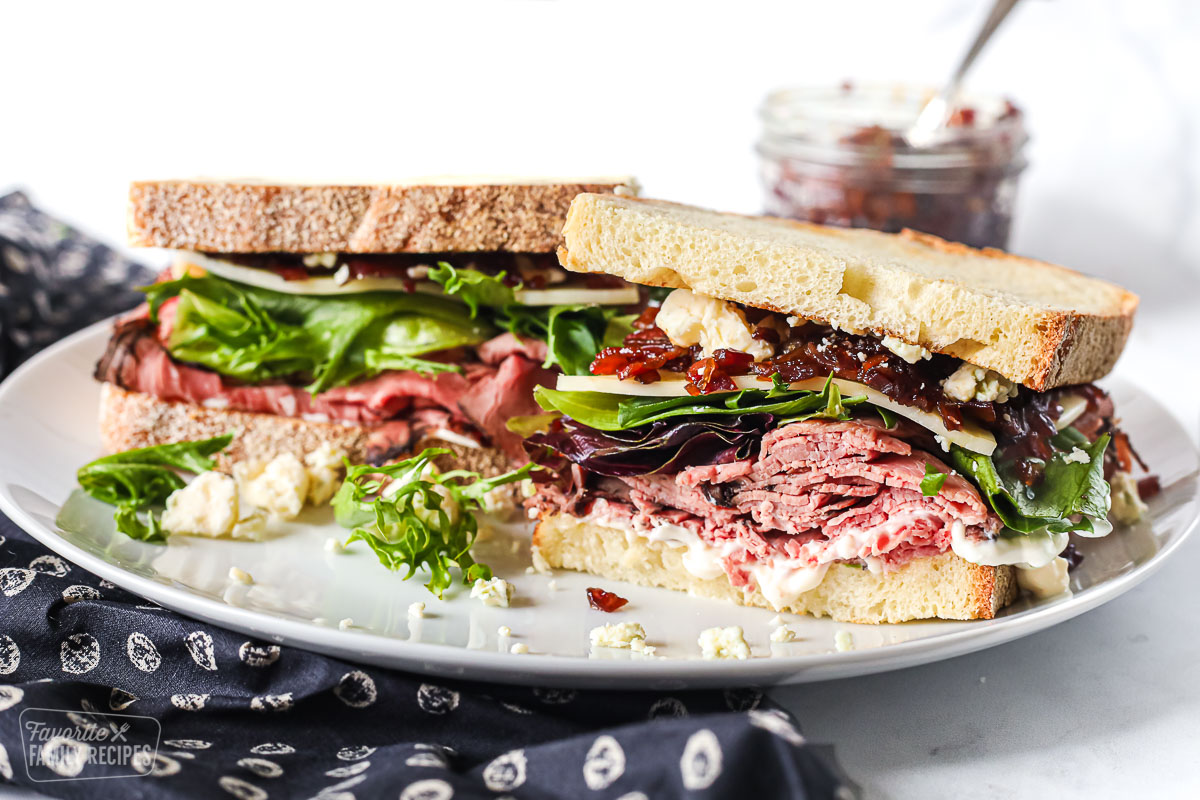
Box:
[558, 194, 1138, 391]
[98, 383, 515, 489]
[128, 178, 637, 254]
[533, 511, 1017, 624]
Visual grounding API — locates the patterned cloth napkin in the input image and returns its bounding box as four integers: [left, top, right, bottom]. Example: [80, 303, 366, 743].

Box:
[0, 191, 856, 799]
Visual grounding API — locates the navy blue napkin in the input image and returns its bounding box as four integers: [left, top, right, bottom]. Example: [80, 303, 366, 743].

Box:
[0, 191, 856, 799]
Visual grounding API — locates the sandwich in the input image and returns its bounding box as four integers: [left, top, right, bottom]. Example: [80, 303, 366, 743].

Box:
[521, 195, 1153, 623]
[95, 178, 641, 479]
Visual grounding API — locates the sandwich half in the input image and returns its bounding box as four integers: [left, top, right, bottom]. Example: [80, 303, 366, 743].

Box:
[97, 178, 641, 475]
[522, 195, 1151, 623]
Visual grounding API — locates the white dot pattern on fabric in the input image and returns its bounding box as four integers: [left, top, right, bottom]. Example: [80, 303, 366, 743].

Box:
[238, 642, 280, 668]
[0, 685, 21, 711]
[250, 743, 295, 756]
[185, 631, 218, 671]
[648, 697, 688, 719]
[617, 794, 650, 800]
[61, 585, 100, 604]
[0, 742, 11, 781]
[109, 687, 138, 710]
[28, 554, 70, 577]
[127, 632, 162, 672]
[482, 749, 527, 792]
[336, 745, 376, 761]
[583, 734, 626, 790]
[747, 709, 806, 746]
[334, 670, 377, 708]
[60, 633, 100, 674]
[680, 729, 723, 790]
[237, 757, 284, 778]
[0, 567, 35, 597]
[501, 702, 532, 715]
[250, 693, 294, 713]
[218, 775, 267, 800]
[400, 778, 455, 800]
[416, 684, 460, 715]
[43, 736, 90, 777]
[0, 635, 19, 674]
[133, 751, 182, 777]
[405, 752, 447, 768]
[326, 760, 371, 777]
[163, 739, 212, 749]
[171, 694, 210, 711]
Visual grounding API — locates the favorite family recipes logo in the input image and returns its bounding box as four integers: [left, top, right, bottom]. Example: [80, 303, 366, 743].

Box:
[19, 707, 161, 782]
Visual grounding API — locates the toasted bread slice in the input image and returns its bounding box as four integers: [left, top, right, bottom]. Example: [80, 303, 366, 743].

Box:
[558, 194, 1137, 391]
[128, 178, 637, 254]
[533, 511, 1017, 624]
[97, 384, 517, 498]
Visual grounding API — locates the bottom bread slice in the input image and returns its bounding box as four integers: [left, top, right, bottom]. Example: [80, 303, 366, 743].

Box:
[97, 383, 514, 480]
[533, 511, 1017, 624]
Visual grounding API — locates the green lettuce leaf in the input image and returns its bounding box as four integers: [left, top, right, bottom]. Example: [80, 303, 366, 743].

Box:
[144, 275, 492, 393]
[332, 448, 537, 596]
[533, 375, 865, 432]
[920, 463, 948, 497]
[76, 434, 233, 543]
[950, 431, 1111, 535]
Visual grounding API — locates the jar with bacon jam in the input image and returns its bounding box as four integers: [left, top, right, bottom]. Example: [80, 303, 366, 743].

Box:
[757, 83, 1028, 250]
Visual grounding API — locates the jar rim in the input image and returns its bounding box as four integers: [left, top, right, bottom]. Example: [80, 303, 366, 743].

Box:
[759, 83, 1028, 170]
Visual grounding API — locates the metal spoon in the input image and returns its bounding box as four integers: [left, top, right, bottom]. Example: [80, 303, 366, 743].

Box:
[905, 0, 1022, 147]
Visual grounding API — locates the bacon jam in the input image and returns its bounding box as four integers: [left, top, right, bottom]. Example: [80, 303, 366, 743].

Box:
[585, 305, 1141, 489]
[587, 587, 629, 612]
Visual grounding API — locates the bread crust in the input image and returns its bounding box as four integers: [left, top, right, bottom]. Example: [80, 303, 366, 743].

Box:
[558, 194, 1138, 391]
[97, 383, 514, 483]
[533, 511, 1017, 624]
[127, 179, 634, 254]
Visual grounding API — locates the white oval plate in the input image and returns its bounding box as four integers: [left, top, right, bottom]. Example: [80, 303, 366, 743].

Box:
[1, 321, 1196, 688]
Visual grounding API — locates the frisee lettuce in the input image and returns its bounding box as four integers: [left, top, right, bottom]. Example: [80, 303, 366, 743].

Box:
[331, 448, 537, 597]
[76, 434, 233, 543]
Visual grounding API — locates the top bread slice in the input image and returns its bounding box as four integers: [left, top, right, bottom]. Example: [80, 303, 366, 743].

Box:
[128, 178, 637, 254]
[558, 195, 1137, 391]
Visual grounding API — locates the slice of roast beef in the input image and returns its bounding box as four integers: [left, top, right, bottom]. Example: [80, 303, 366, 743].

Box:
[96, 319, 552, 460]
[533, 418, 1001, 588]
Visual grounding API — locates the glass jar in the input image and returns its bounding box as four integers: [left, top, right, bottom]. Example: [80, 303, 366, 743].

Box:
[757, 83, 1029, 250]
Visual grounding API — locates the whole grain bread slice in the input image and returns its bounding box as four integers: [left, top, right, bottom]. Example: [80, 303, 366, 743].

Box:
[558, 194, 1138, 391]
[128, 178, 637, 254]
[533, 511, 1017, 623]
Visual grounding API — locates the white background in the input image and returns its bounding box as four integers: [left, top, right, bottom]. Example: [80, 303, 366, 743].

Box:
[2, 2, 1198, 798]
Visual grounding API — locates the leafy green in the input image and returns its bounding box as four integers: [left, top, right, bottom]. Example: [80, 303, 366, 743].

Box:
[426, 262, 633, 375]
[332, 448, 537, 597]
[533, 374, 866, 432]
[76, 434, 233, 543]
[144, 275, 491, 393]
[875, 406, 898, 429]
[950, 432, 1112, 535]
[920, 463, 948, 497]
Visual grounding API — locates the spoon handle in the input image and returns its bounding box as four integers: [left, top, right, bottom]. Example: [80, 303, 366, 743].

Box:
[908, 0, 1022, 144]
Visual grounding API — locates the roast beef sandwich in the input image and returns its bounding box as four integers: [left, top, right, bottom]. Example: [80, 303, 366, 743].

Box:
[522, 194, 1153, 623]
[96, 178, 641, 476]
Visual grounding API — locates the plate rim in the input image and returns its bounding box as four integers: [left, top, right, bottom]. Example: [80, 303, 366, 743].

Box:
[1, 321, 1197, 688]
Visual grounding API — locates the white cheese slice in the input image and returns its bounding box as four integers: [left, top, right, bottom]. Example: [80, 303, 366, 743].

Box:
[555, 373, 997, 455]
[181, 253, 637, 306]
[1054, 392, 1087, 431]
